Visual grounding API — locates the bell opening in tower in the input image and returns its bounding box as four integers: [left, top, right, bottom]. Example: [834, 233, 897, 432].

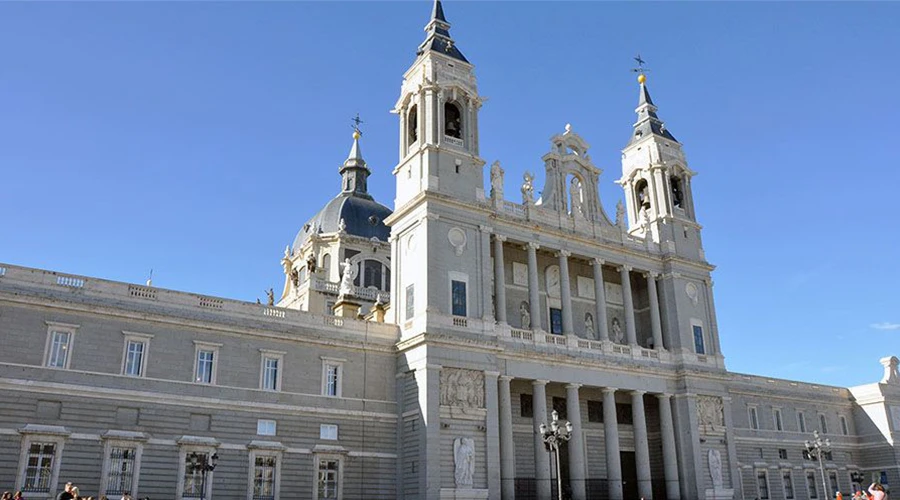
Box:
[408, 105, 418, 144]
[635, 179, 651, 211]
[670, 175, 684, 209]
[444, 102, 462, 139]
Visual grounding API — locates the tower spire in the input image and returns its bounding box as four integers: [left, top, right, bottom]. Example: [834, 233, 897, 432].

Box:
[627, 72, 676, 147]
[417, 0, 467, 62]
[339, 115, 371, 198]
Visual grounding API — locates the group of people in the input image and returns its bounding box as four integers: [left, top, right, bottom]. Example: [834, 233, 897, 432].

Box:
[0, 492, 24, 500]
[853, 482, 890, 500]
[1, 482, 145, 500]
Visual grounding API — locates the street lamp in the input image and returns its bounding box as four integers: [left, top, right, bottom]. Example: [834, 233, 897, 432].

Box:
[539, 409, 573, 500]
[187, 451, 219, 500]
[805, 431, 832, 499]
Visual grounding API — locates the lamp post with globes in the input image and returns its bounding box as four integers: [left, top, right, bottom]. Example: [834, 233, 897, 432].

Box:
[187, 451, 218, 500]
[805, 430, 832, 498]
[539, 409, 573, 500]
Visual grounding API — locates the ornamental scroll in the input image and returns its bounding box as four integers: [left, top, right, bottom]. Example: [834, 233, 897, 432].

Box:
[440, 368, 485, 408]
[697, 395, 725, 431]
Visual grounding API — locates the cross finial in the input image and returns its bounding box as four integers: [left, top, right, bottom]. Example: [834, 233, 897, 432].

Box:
[632, 54, 649, 75]
[351, 113, 364, 134]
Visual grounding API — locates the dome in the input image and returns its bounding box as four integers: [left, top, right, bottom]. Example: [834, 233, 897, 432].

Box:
[291, 193, 392, 253]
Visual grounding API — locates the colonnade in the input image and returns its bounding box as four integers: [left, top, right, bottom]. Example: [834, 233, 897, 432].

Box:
[493, 236, 665, 350]
[497, 377, 681, 500]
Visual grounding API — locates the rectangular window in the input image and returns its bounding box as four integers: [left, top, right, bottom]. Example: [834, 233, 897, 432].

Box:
[23, 442, 56, 493]
[262, 357, 279, 391]
[749, 407, 759, 430]
[828, 471, 838, 495]
[46, 331, 71, 368]
[778, 449, 788, 460]
[405, 284, 415, 320]
[520, 394, 533, 418]
[363, 260, 383, 289]
[757, 470, 770, 500]
[783, 470, 794, 499]
[806, 471, 818, 499]
[840, 415, 849, 435]
[320, 424, 338, 441]
[798, 412, 806, 433]
[587, 400, 603, 423]
[252, 455, 276, 500]
[183, 452, 208, 499]
[552, 397, 567, 420]
[321, 359, 343, 397]
[819, 414, 828, 434]
[317, 459, 339, 500]
[774, 409, 784, 431]
[693, 325, 705, 354]
[104, 447, 136, 496]
[195, 350, 214, 384]
[123, 341, 145, 377]
[615, 403, 634, 425]
[549, 308, 563, 334]
[257, 419, 276, 436]
[451, 280, 467, 317]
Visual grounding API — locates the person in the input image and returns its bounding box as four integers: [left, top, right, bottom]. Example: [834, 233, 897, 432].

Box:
[869, 483, 886, 500]
[13, 492, 23, 500]
[2, 492, 12, 500]
[57, 483, 75, 500]
[121, 491, 132, 500]
[69, 487, 79, 500]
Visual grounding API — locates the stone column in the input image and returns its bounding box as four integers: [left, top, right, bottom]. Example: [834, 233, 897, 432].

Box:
[526, 243, 542, 331]
[485, 371, 501, 500]
[565, 384, 586, 500]
[619, 266, 637, 345]
[646, 272, 664, 350]
[533, 380, 551, 500]
[416, 364, 442, 499]
[603, 388, 623, 500]
[558, 250, 574, 335]
[494, 236, 508, 324]
[481, 226, 494, 321]
[657, 393, 681, 500]
[591, 258, 609, 341]
[631, 391, 652, 499]
[498, 376, 516, 500]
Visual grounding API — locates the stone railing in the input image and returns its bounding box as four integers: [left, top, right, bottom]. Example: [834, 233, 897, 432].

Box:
[310, 278, 390, 303]
[0, 263, 399, 342]
[497, 324, 673, 363]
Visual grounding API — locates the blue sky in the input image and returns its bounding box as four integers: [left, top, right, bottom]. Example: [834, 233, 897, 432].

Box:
[1, 1, 897, 387]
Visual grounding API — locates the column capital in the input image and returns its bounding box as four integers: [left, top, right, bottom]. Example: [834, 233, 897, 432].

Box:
[479, 225, 493, 234]
[483, 370, 500, 378]
[565, 383, 583, 390]
[630, 389, 647, 396]
[495, 234, 507, 243]
[558, 249, 571, 258]
[526, 242, 540, 251]
[655, 393, 673, 401]
[591, 257, 605, 266]
[620, 264, 633, 272]
[601, 387, 618, 395]
[532, 379, 549, 387]
[643, 271, 659, 279]
[499, 375, 514, 382]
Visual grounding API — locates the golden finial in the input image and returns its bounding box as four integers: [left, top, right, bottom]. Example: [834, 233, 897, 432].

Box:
[632, 54, 649, 84]
[637, 73, 646, 84]
[353, 130, 361, 140]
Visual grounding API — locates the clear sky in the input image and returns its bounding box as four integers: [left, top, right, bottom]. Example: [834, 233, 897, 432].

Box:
[1, 1, 898, 388]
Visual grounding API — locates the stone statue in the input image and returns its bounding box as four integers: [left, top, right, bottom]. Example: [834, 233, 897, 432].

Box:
[708, 449, 723, 488]
[570, 176, 584, 217]
[454, 437, 475, 488]
[338, 218, 347, 233]
[306, 254, 317, 272]
[881, 356, 900, 385]
[338, 258, 355, 297]
[611, 317, 624, 343]
[521, 171, 535, 205]
[584, 313, 594, 338]
[615, 200, 626, 230]
[520, 301, 531, 329]
[265, 288, 274, 306]
[490, 161, 504, 199]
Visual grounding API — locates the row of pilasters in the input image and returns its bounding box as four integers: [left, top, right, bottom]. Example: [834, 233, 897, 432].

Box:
[497, 377, 681, 500]
[495, 237, 665, 349]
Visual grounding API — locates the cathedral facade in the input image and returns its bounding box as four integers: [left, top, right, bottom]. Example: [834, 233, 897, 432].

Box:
[0, 2, 898, 500]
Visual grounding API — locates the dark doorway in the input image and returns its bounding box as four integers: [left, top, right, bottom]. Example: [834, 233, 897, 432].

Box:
[620, 451, 638, 500]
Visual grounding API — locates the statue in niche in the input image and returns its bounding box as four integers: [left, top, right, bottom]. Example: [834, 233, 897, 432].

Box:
[520, 301, 531, 329]
[570, 176, 585, 217]
[338, 258, 355, 298]
[306, 254, 317, 273]
[454, 437, 475, 488]
[584, 313, 594, 338]
[521, 171, 535, 205]
[610, 317, 624, 343]
[290, 269, 300, 288]
[265, 288, 275, 306]
[615, 200, 626, 230]
[708, 449, 724, 489]
[490, 161, 504, 199]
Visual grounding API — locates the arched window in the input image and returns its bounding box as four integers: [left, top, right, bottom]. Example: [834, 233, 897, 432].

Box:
[670, 175, 684, 208]
[568, 174, 585, 217]
[444, 102, 462, 139]
[363, 259, 383, 289]
[407, 105, 418, 144]
[321, 253, 331, 280]
[635, 179, 651, 212]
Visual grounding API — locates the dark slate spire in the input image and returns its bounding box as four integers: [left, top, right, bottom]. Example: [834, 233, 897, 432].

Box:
[628, 75, 677, 147]
[339, 130, 372, 199]
[417, 0, 468, 63]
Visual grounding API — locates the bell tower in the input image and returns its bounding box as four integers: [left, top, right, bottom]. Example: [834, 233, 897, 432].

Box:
[392, 0, 486, 208]
[619, 72, 705, 261]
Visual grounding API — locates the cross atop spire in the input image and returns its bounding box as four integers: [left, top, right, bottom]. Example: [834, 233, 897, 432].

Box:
[627, 56, 676, 146]
[417, 0, 468, 62]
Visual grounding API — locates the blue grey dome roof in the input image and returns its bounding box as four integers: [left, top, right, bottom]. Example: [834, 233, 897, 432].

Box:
[291, 194, 392, 253]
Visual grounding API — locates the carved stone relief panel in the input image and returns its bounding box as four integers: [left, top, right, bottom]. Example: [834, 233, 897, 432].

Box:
[577, 276, 595, 299]
[605, 282, 624, 305]
[440, 368, 485, 408]
[697, 395, 725, 431]
[447, 227, 467, 256]
[512, 262, 528, 286]
[685, 281, 700, 306]
[545, 265, 561, 298]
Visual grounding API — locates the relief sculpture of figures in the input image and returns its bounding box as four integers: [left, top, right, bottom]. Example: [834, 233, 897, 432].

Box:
[454, 437, 475, 488]
[490, 160, 504, 199]
[521, 171, 535, 205]
[338, 258, 355, 298]
[440, 368, 485, 408]
[708, 449, 724, 489]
